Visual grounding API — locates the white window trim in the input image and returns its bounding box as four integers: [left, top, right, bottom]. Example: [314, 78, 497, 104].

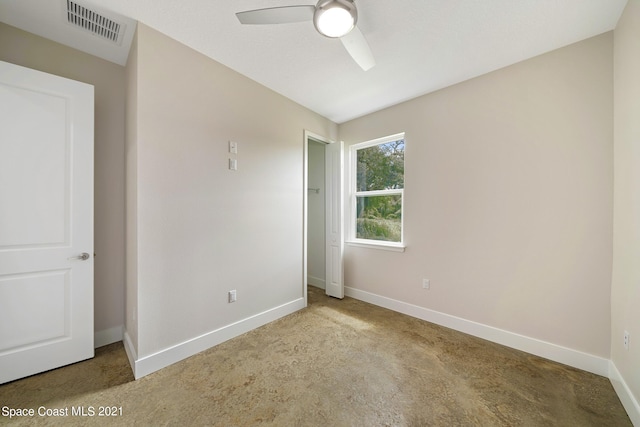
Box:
[348, 132, 406, 250]
[346, 240, 406, 252]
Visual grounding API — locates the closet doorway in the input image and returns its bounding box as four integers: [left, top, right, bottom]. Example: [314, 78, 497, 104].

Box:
[307, 136, 326, 292]
[303, 130, 344, 304]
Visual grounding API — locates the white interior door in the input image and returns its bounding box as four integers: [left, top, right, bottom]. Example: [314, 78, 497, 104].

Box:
[0, 60, 94, 384]
[325, 141, 344, 299]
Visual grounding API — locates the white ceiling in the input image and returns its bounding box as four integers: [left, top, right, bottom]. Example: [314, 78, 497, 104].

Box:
[0, 0, 628, 123]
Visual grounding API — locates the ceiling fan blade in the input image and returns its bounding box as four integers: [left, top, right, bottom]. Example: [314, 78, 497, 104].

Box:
[236, 5, 315, 25]
[340, 26, 375, 71]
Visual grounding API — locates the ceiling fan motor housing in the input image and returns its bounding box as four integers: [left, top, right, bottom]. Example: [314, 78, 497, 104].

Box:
[313, 0, 358, 38]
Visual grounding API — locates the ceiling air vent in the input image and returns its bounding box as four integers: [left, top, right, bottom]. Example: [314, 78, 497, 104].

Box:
[65, 0, 125, 45]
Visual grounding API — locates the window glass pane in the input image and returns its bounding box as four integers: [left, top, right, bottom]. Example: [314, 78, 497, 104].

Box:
[356, 195, 402, 242]
[356, 139, 404, 191]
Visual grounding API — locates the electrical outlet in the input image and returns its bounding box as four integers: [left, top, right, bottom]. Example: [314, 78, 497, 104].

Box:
[422, 278, 430, 290]
[228, 290, 237, 303]
[624, 331, 629, 350]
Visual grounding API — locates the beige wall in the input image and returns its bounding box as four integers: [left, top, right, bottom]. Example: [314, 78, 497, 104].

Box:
[612, 0, 640, 408]
[127, 24, 337, 357]
[339, 33, 613, 358]
[0, 23, 126, 340]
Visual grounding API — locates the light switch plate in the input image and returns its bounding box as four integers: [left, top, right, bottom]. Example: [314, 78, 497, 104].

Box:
[229, 158, 237, 170]
[229, 140, 238, 154]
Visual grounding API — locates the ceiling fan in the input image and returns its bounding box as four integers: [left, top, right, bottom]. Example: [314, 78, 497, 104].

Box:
[236, 0, 375, 71]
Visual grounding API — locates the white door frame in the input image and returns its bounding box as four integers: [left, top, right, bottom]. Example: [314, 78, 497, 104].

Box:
[303, 130, 329, 306]
[303, 130, 344, 304]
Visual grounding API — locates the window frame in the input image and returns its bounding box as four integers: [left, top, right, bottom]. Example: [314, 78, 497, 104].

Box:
[348, 132, 406, 251]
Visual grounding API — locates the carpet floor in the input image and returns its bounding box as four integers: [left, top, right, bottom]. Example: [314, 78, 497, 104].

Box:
[0, 286, 632, 426]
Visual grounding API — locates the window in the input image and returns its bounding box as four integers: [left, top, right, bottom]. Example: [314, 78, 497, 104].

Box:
[349, 133, 405, 249]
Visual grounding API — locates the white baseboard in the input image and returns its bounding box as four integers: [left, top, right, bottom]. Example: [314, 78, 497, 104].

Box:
[344, 286, 610, 377]
[127, 298, 305, 379]
[609, 361, 640, 426]
[123, 330, 137, 376]
[308, 275, 326, 289]
[94, 325, 124, 348]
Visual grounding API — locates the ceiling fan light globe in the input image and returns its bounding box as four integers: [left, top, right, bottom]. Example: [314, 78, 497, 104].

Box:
[314, 0, 357, 38]
[316, 8, 353, 37]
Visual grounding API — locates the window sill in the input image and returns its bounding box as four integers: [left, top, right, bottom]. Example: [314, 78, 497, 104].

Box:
[346, 241, 406, 253]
